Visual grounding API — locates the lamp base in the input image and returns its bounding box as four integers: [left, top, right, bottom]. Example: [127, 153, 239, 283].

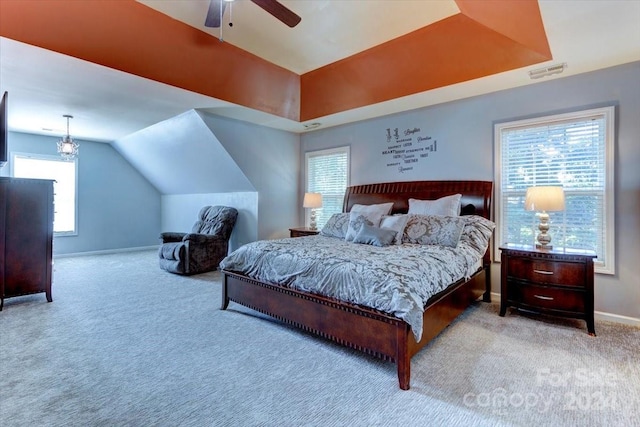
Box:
[309, 209, 317, 230]
[535, 211, 553, 250]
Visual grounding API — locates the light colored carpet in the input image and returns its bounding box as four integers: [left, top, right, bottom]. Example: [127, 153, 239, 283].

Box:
[0, 250, 638, 426]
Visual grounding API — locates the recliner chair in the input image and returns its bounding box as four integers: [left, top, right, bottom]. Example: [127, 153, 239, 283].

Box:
[158, 205, 238, 275]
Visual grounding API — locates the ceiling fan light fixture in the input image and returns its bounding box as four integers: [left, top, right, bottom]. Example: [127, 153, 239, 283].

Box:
[205, 0, 301, 30]
[57, 114, 79, 161]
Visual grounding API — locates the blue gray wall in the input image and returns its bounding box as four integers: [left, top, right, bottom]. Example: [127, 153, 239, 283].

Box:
[198, 111, 300, 240]
[114, 110, 299, 244]
[302, 61, 640, 322]
[3, 109, 299, 256]
[2, 132, 161, 255]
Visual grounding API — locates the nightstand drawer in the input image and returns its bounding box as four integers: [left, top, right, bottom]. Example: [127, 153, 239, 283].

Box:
[507, 257, 585, 287]
[518, 284, 585, 313]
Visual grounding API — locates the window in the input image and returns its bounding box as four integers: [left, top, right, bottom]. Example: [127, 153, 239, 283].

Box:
[12, 153, 78, 235]
[495, 106, 615, 274]
[305, 146, 350, 229]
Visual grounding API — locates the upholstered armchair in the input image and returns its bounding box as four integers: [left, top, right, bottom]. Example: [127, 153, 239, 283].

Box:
[158, 206, 238, 275]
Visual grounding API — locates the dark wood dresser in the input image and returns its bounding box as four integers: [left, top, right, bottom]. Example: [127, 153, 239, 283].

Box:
[289, 227, 320, 238]
[499, 244, 597, 335]
[0, 178, 54, 310]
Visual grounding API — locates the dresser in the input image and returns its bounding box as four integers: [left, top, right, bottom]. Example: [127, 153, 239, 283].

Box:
[499, 244, 596, 335]
[0, 178, 54, 310]
[289, 227, 320, 238]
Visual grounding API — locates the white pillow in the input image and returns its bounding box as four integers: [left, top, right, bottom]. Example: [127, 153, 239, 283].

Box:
[408, 194, 462, 216]
[380, 214, 408, 245]
[345, 203, 394, 241]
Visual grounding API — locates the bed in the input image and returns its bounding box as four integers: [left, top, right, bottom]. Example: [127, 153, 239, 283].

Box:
[220, 180, 493, 390]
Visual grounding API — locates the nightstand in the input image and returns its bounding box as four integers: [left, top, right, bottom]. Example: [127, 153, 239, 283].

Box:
[499, 244, 597, 336]
[289, 227, 320, 238]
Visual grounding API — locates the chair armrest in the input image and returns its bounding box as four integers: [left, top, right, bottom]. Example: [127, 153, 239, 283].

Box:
[160, 232, 187, 243]
[183, 233, 226, 244]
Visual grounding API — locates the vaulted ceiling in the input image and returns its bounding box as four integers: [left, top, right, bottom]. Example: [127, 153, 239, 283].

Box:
[0, 0, 639, 141]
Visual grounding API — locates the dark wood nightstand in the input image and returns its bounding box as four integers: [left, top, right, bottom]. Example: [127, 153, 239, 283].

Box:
[499, 244, 597, 336]
[289, 227, 320, 238]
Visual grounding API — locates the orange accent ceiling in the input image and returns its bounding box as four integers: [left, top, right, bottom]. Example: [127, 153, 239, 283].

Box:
[0, 0, 551, 124]
[300, 0, 551, 121]
[0, 0, 300, 121]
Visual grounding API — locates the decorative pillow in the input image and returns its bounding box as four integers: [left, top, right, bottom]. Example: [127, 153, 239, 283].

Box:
[408, 194, 462, 217]
[345, 203, 394, 241]
[320, 212, 350, 239]
[459, 215, 496, 256]
[345, 214, 374, 241]
[402, 214, 466, 248]
[380, 214, 408, 245]
[352, 224, 397, 247]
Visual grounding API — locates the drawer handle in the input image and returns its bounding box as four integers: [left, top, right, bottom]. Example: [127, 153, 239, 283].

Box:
[533, 269, 554, 275]
[534, 294, 554, 301]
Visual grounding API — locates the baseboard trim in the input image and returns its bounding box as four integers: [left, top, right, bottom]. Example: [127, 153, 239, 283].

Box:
[488, 292, 640, 328]
[593, 311, 640, 327]
[54, 245, 159, 258]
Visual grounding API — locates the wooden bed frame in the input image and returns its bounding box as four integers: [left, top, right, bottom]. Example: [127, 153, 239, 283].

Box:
[221, 180, 493, 390]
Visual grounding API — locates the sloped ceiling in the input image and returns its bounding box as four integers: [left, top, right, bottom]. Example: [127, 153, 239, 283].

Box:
[113, 109, 254, 195]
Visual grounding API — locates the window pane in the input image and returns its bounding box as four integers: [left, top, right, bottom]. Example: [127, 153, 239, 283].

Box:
[495, 107, 614, 273]
[13, 154, 77, 234]
[306, 147, 350, 229]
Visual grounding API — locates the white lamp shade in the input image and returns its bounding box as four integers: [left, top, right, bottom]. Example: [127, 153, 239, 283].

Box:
[303, 192, 323, 209]
[524, 186, 565, 212]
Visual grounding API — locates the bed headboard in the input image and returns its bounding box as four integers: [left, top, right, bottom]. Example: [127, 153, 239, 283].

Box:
[343, 180, 493, 220]
[343, 180, 494, 266]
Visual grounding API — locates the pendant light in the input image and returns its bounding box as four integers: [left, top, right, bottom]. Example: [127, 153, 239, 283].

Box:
[57, 114, 79, 160]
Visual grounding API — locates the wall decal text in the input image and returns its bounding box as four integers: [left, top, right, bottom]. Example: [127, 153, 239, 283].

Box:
[382, 127, 439, 173]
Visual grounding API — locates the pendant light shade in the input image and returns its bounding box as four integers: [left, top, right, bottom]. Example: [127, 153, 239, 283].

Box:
[57, 114, 79, 160]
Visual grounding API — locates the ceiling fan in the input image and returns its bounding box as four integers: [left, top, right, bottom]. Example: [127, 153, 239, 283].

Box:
[204, 0, 301, 29]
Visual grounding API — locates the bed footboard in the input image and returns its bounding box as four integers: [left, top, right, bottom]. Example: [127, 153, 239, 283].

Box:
[222, 271, 406, 363]
[221, 266, 488, 390]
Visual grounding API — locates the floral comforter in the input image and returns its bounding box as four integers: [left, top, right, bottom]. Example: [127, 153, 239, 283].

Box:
[220, 232, 489, 341]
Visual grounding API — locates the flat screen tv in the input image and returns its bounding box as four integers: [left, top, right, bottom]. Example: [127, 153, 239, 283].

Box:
[0, 91, 7, 168]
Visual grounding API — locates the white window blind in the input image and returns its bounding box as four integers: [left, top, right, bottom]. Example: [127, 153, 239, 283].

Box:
[305, 146, 350, 229]
[12, 153, 78, 235]
[495, 106, 615, 274]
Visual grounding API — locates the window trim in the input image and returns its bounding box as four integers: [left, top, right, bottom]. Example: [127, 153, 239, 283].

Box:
[494, 106, 615, 274]
[10, 151, 79, 237]
[304, 146, 350, 229]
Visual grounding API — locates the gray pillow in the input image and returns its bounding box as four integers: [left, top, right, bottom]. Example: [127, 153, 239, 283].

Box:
[402, 214, 466, 248]
[346, 214, 374, 241]
[380, 214, 408, 245]
[320, 213, 350, 239]
[345, 202, 394, 241]
[353, 223, 397, 247]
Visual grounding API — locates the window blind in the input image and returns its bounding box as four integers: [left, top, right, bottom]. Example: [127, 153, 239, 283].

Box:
[496, 107, 614, 273]
[306, 147, 350, 229]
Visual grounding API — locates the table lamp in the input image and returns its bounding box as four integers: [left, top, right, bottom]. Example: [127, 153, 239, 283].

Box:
[525, 186, 565, 250]
[303, 192, 323, 230]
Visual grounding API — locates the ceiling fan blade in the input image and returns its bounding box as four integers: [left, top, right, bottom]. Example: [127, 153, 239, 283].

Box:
[250, 0, 301, 28]
[204, 0, 226, 28]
